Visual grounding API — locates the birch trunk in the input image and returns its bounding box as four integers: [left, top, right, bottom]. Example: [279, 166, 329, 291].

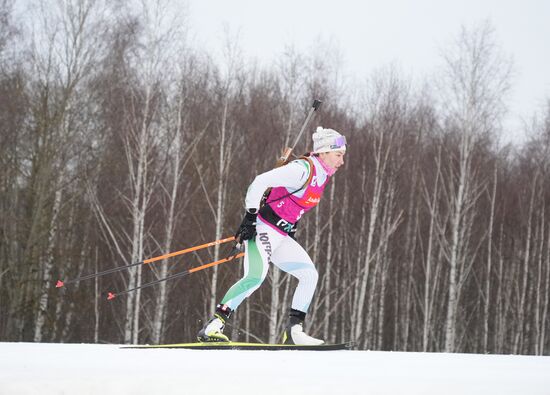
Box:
[422, 151, 441, 351]
[495, 223, 506, 353]
[376, 183, 396, 349]
[152, 97, 184, 344]
[513, 174, 537, 353]
[401, 140, 420, 351]
[353, 135, 387, 347]
[350, 164, 367, 336]
[533, 206, 544, 355]
[443, 152, 466, 353]
[94, 248, 100, 343]
[34, 180, 63, 342]
[539, 224, 550, 355]
[123, 85, 152, 343]
[483, 161, 498, 352]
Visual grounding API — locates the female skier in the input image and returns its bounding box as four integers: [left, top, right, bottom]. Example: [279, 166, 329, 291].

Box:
[197, 126, 347, 345]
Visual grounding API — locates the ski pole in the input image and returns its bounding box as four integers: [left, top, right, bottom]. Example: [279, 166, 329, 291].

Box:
[56, 236, 237, 288]
[276, 99, 322, 167]
[107, 252, 245, 300]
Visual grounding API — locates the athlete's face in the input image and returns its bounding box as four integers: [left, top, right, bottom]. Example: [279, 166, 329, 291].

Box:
[319, 150, 345, 172]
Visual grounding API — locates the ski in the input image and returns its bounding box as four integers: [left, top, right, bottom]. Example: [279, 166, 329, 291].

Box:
[122, 341, 353, 351]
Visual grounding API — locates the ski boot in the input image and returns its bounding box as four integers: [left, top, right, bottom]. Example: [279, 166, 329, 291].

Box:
[197, 304, 232, 342]
[282, 308, 324, 346]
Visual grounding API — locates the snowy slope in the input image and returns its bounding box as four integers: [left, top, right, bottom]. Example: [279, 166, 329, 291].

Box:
[1, 342, 549, 395]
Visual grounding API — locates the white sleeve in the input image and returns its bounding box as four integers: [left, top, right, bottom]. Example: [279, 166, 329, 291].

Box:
[244, 160, 310, 210]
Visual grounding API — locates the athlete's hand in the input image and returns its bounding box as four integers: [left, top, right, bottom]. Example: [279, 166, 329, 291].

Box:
[235, 209, 257, 242]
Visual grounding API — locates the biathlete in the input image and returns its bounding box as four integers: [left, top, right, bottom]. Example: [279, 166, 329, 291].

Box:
[197, 126, 347, 345]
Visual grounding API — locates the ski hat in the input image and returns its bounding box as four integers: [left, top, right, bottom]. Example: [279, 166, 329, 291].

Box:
[312, 127, 347, 153]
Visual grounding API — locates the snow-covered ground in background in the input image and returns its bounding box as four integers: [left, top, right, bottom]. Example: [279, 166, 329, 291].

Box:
[1, 342, 549, 395]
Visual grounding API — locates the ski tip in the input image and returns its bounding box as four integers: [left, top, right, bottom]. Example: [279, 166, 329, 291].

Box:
[107, 292, 116, 300]
[56, 280, 64, 288]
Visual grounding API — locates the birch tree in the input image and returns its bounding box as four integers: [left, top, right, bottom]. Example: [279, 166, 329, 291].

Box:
[437, 22, 511, 352]
[10, 0, 108, 342]
[203, 29, 244, 315]
[120, 0, 185, 344]
[351, 68, 407, 348]
[87, 0, 183, 344]
[514, 106, 550, 354]
[0, 0, 22, 330]
[150, 54, 207, 344]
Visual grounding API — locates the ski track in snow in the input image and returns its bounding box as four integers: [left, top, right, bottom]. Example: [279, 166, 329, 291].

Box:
[1, 342, 549, 395]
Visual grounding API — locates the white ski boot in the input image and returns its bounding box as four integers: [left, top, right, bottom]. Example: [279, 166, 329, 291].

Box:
[282, 309, 324, 346]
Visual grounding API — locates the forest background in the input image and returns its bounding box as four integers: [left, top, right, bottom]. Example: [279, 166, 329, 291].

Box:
[1, 0, 549, 354]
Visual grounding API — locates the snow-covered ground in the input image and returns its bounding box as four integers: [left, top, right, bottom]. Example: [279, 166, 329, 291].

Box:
[1, 342, 549, 395]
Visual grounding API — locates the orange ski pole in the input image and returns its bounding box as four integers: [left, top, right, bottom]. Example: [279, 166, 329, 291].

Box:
[56, 236, 236, 288]
[107, 251, 245, 300]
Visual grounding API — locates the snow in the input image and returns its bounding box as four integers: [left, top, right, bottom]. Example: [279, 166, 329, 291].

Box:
[1, 342, 549, 395]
